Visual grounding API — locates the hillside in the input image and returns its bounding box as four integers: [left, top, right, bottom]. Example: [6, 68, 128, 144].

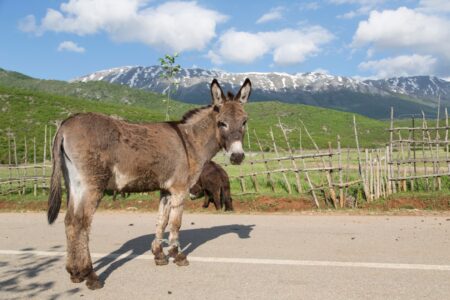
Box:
[74, 65, 444, 119]
[0, 80, 390, 164]
[0, 68, 194, 118]
[0, 86, 166, 163]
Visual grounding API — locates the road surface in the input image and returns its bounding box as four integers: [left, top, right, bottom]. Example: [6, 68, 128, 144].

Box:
[1, 212, 450, 299]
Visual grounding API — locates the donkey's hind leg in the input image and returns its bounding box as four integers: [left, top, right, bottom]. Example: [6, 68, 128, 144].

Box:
[211, 189, 222, 210]
[151, 191, 171, 266]
[166, 192, 189, 266]
[65, 188, 103, 290]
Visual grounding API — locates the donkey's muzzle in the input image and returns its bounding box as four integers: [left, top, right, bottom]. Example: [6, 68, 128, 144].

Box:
[230, 152, 245, 165]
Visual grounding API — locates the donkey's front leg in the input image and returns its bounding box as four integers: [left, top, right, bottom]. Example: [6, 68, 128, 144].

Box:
[167, 191, 189, 266]
[151, 191, 171, 266]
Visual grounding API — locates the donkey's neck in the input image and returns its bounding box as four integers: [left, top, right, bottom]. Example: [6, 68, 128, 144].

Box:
[178, 107, 221, 167]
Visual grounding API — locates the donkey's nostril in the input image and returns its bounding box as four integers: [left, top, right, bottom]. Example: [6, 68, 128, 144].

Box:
[230, 153, 245, 165]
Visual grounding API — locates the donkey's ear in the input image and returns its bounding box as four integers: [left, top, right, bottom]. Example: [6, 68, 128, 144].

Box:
[235, 78, 252, 104]
[210, 79, 226, 106]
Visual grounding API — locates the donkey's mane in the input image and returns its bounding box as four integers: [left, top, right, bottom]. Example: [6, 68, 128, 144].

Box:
[180, 105, 212, 124]
[179, 91, 236, 124]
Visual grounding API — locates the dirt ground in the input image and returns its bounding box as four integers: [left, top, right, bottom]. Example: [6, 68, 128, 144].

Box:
[1, 192, 450, 215]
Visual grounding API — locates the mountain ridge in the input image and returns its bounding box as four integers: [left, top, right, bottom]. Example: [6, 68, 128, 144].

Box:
[74, 65, 448, 118]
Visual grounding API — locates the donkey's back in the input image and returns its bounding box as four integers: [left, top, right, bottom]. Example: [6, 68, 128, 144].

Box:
[48, 113, 190, 222]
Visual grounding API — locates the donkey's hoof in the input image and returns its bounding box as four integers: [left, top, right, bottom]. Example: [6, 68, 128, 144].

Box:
[85, 271, 103, 290]
[68, 269, 85, 283]
[70, 275, 84, 283]
[174, 253, 189, 267]
[154, 252, 169, 266]
[154, 257, 169, 266]
[86, 279, 103, 290]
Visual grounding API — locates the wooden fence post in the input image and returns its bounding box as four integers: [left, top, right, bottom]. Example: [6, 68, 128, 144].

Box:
[354, 115, 371, 201]
[297, 127, 319, 207]
[270, 127, 292, 194]
[337, 136, 344, 208]
[299, 120, 337, 207]
[278, 119, 302, 193]
[254, 130, 275, 192]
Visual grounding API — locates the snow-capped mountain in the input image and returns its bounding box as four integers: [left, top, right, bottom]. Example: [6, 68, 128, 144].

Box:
[365, 76, 450, 104]
[74, 66, 449, 118]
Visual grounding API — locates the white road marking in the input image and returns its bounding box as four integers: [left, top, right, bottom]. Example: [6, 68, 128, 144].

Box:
[1, 249, 450, 271]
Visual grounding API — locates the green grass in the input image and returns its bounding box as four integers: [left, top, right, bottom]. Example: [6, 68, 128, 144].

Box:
[0, 84, 392, 163]
[4, 66, 442, 166]
[0, 85, 165, 163]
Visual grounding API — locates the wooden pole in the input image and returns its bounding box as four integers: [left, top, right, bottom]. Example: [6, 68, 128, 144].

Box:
[270, 127, 292, 194]
[345, 147, 350, 201]
[299, 120, 337, 206]
[435, 100, 441, 190]
[326, 142, 337, 208]
[407, 127, 414, 191]
[422, 111, 436, 190]
[254, 130, 275, 192]
[386, 146, 392, 195]
[23, 137, 28, 194]
[354, 115, 371, 201]
[445, 108, 449, 174]
[398, 131, 407, 191]
[8, 134, 12, 194]
[367, 149, 374, 199]
[13, 135, 21, 195]
[389, 108, 396, 193]
[42, 125, 47, 191]
[278, 119, 302, 193]
[421, 111, 429, 190]
[297, 127, 319, 207]
[337, 136, 344, 208]
[33, 137, 37, 196]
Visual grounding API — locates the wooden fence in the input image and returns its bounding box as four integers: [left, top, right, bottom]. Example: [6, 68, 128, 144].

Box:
[1, 107, 448, 208]
[0, 125, 53, 196]
[387, 107, 449, 193]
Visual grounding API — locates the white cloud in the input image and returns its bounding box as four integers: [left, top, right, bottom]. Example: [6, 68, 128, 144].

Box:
[418, 0, 450, 13]
[301, 2, 320, 10]
[19, 0, 227, 52]
[256, 7, 284, 24]
[358, 54, 437, 78]
[18, 15, 38, 33]
[57, 41, 85, 53]
[331, 0, 386, 19]
[330, 0, 384, 4]
[209, 26, 333, 65]
[352, 7, 450, 59]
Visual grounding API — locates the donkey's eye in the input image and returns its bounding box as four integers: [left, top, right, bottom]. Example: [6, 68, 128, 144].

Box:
[218, 121, 228, 129]
[242, 120, 247, 127]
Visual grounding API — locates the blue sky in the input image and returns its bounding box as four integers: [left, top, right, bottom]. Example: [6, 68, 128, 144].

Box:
[1, 0, 450, 80]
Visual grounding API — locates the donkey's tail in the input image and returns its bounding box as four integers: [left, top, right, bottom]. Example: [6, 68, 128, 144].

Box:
[47, 129, 64, 224]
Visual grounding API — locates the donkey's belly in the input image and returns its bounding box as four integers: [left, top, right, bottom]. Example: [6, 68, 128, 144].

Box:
[109, 166, 160, 193]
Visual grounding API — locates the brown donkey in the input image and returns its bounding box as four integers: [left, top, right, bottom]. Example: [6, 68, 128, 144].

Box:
[47, 78, 251, 289]
[190, 161, 233, 211]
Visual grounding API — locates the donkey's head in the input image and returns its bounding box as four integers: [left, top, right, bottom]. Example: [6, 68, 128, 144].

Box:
[210, 78, 251, 165]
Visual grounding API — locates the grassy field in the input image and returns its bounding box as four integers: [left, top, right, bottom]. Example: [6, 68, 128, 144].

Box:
[1, 67, 447, 209]
[0, 82, 392, 164]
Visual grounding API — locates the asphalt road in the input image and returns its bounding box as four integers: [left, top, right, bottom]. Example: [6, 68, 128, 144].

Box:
[1, 212, 450, 299]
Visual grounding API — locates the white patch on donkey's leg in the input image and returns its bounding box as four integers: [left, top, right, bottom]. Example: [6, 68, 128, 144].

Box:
[65, 157, 85, 213]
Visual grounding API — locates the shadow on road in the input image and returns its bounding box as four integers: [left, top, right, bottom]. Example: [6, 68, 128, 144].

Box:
[94, 224, 255, 284]
[0, 245, 81, 300]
